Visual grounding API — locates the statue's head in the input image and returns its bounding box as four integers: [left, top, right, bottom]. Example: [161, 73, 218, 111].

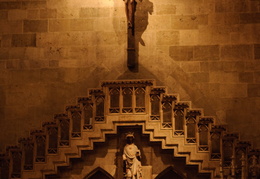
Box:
[125, 132, 134, 144]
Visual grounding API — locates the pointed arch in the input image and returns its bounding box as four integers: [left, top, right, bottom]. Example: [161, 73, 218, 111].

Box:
[155, 166, 186, 179]
[83, 167, 114, 179]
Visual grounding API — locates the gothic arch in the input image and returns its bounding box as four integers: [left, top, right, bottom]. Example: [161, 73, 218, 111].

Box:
[83, 167, 114, 179]
[155, 166, 186, 179]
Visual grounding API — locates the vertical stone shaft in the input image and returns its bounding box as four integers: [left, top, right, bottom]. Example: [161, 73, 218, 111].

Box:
[127, 28, 136, 69]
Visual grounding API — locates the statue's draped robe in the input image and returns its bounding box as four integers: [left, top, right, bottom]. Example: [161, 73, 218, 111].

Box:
[123, 143, 142, 179]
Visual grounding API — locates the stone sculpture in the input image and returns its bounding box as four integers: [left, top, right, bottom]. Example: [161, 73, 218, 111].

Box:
[123, 132, 142, 179]
[123, 0, 142, 29]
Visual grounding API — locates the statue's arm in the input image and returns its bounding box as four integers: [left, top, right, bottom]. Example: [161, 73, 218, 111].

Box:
[123, 153, 127, 160]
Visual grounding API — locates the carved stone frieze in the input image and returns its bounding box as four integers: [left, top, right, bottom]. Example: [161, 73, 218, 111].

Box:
[101, 79, 154, 87]
[1, 79, 259, 179]
[66, 105, 80, 112]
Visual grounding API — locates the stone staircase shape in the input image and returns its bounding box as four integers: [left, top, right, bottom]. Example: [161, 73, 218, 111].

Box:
[0, 79, 259, 179]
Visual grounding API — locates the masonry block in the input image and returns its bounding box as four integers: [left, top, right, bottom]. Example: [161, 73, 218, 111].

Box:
[221, 45, 253, 60]
[49, 60, 59, 68]
[252, 25, 260, 43]
[21, 1, 47, 9]
[179, 30, 199, 45]
[6, 91, 30, 106]
[24, 47, 45, 60]
[200, 62, 224, 72]
[28, 60, 49, 69]
[156, 31, 179, 45]
[58, 59, 85, 68]
[24, 20, 48, 32]
[208, 13, 239, 25]
[79, 7, 111, 18]
[248, 84, 260, 97]
[68, 47, 94, 60]
[199, 83, 220, 98]
[220, 84, 247, 98]
[96, 32, 119, 45]
[175, 4, 194, 14]
[172, 15, 199, 29]
[96, 45, 123, 59]
[198, 15, 209, 25]
[173, 14, 207, 29]
[12, 34, 36, 47]
[194, 45, 219, 61]
[39, 68, 60, 83]
[40, 9, 57, 19]
[209, 72, 239, 83]
[0, 20, 23, 34]
[9, 70, 40, 84]
[0, 70, 8, 84]
[38, 32, 90, 47]
[189, 72, 209, 83]
[0, 48, 8, 59]
[94, 17, 115, 31]
[8, 48, 26, 59]
[0, 10, 8, 19]
[254, 44, 260, 60]
[56, 7, 79, 19]
[43, 46, 67, 59]
[249, 1, 259, 12]
[6, 59, 21, 69]
[149, 15, 171, 30]
[230, 32, 240, 43]
[0, 60, 6, 69]
[8, 9, 27, 20]
[255, 72, 260, 83]
[112, 7, 124, 17]
[49, 19, 70, 32]
[156, 5, 176, 15]
[180, 62, 200, 72]
[240, 13, 260, 24]
[64, 32, 88, 46]
[0, 2, 21, 10]
[27, 10, 40, 19]
[223, 61, 245, 72]
[234, 1, 250, 12]
[169, 46, 193, 61]
[70, 19, 93, 31]
[239, 72, 254, 83]
[215, 0, 233, 12]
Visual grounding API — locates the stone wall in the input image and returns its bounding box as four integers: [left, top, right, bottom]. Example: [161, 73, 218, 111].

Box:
[0, 0, 259, 151]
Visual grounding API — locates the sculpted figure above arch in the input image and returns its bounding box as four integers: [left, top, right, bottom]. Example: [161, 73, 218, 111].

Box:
[123, 132, 142, 179]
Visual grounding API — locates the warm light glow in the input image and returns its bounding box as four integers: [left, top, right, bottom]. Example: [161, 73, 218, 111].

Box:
[65, 0, 116, 8]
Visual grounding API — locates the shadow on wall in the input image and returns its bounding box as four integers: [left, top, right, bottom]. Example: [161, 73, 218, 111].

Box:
[133, 0, 153, 72]
[135, 0, 153, 47]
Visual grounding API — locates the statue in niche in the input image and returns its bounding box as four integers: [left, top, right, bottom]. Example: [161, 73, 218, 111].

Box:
[123, 132, 142, 179]
[123, 0, 142, 29]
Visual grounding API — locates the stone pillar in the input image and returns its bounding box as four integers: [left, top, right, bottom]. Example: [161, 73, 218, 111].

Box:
[127, 28, 136, 69]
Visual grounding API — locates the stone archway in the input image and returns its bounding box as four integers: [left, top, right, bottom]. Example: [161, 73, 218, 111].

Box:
[155, 166, 186, 179]
[84, 167, 114, 179]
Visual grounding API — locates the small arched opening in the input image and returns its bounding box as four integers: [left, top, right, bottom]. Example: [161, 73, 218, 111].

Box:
[83, 167, 114, 179]
[155, 166, 186, 179]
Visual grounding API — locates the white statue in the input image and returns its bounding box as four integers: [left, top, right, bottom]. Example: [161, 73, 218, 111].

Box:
[123, 132, 142, 179]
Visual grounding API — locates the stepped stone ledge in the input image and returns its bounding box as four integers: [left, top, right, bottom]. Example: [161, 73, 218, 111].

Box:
[0, 79, 259, 179]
